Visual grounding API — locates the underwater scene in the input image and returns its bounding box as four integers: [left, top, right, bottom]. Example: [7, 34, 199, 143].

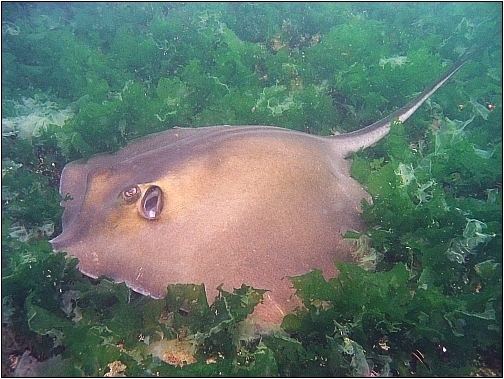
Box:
[1, 2, 502, 377]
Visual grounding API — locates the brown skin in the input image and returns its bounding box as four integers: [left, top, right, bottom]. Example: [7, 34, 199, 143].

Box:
[51, 61, 465, 326]
[51, 126, 368, 325]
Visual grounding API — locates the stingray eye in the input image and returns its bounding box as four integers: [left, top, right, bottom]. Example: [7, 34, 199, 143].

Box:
[121, 185, 141, 203]
[140, 186, 163, 220]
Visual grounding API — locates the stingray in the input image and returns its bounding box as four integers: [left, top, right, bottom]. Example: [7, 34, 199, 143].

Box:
[51, 60, 464, 326]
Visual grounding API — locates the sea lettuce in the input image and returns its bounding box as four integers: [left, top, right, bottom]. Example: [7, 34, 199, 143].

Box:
[2, 2, 501, 377]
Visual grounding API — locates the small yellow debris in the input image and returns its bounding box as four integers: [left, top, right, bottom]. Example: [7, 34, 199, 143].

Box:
[206, 356, 217, 365]
[148, 338, 197, 367]
[311, 299, 332, 311]
[104, 360, 126, 377]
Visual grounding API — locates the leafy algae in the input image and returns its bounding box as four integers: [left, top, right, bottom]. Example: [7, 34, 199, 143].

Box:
[1, 2, 501, 377]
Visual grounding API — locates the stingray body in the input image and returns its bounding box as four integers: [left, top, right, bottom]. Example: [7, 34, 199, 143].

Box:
[51, 61, 464, 325]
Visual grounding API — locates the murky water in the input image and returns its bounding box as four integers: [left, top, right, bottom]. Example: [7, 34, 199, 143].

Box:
[2, 3, 502, 377]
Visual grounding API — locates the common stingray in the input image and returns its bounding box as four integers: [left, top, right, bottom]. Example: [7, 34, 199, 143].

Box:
[51, 60, 465, 326]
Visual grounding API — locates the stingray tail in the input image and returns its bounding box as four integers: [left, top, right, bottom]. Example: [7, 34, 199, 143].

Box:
[331, 56, 468, 157]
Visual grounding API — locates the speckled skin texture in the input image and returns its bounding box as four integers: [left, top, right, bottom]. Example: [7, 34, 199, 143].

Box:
[51, 125, 369, 325]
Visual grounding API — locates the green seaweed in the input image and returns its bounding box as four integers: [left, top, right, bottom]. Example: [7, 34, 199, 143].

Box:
[2, 2, 501, 377]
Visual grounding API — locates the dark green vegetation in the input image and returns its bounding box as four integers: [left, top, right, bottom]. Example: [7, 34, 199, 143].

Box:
[2, 2, 502, 376]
